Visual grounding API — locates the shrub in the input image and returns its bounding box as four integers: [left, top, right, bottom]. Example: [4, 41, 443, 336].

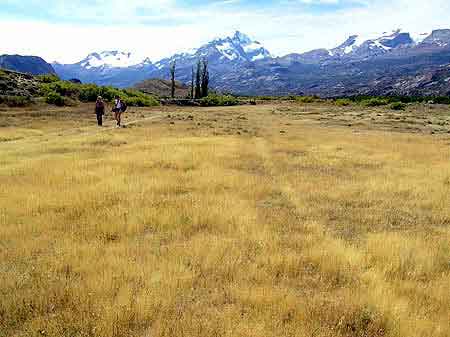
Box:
[124, 95, 159, 107]
[390, 102, 407, 111]
[200, 94, 239, 106]
[295, 96, 316, 103]
[0, 95, 32, 107]
[46, 91, 66, 106]
[361, 98, 389, 107]
[335, 98, 352, 106]
[39, 80, 160, 106]
[78, 84, 102, 102]
[257, 96, 276, 101]
[37, 74, 60, 83]
[432, 96, 450, 105]
[40, 81, 80, 98]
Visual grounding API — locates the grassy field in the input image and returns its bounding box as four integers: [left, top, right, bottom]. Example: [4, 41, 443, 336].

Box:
[1, 102, 449, 337]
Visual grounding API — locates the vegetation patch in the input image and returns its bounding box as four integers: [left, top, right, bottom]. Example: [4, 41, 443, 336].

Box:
[36, 74, 60, 83]
[390, 102, 407, 110]
[40, 81, 159, 107]
[200, 94, 239, 106]
[334, 98, 353, 106]
[294, 95, 317, 103]
[0, 95, 32, 107]
[361, 97, 389, 107]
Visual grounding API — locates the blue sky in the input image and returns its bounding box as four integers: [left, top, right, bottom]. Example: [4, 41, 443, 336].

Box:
[1, 0, 449, 63]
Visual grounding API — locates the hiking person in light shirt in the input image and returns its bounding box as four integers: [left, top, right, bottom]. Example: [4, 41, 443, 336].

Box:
[113, 95, 123, 128]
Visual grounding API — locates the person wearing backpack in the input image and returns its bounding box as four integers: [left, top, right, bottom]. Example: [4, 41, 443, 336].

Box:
[112, 95, 127, 128]
[95, 96, 105, 126]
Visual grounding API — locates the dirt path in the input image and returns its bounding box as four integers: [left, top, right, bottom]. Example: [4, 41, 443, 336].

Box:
[0, 113, 165, 147]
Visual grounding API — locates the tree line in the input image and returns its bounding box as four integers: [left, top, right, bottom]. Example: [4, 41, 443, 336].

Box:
[170, 59, 209, 99]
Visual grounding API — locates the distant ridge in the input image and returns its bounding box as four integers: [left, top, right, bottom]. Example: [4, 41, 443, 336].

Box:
[0, 55, 55, 75]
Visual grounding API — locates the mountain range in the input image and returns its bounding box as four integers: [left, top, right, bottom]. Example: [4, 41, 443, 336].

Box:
[3, 29, 450, 96]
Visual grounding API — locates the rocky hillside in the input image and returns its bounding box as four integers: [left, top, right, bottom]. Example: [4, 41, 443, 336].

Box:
[0, 55, 55, 75]
[134, 79, 190, 97]
[0, 69, 41, 97]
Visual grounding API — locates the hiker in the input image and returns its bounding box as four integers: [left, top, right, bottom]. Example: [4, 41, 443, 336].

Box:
[95, 96, 105, 126]
[113, 95, 124, 127]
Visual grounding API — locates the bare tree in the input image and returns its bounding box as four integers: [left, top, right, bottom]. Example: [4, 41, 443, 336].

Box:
[170, 61, 176, 98]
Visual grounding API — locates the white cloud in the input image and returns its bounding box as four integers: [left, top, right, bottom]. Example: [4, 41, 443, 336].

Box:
[0, 0, 449, 63]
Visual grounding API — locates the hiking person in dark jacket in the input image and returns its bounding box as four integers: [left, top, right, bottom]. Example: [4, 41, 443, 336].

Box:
[95, 96, 105, 126]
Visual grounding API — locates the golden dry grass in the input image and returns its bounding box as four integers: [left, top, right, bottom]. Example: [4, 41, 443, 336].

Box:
[1, 102, 449, 337]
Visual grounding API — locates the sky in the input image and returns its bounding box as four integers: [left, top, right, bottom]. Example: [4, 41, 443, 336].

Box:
[1, 0, 449, 64]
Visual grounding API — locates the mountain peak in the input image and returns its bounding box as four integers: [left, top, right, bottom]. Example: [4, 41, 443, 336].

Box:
[330, 29, 415, 57]
[421, 29, 450, 46]
[80, 50, 150, 69]
[199, 31, 271, 62]
[232, 31, 252, 44]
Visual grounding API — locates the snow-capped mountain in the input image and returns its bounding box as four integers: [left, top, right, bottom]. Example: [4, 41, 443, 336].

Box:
[154, 31, 271, 69]
[52, 51, 156, 87]
[79, 51, 152, 69]
[329, 29, 414, 58]
[149, 31, 272, 88]
[420, 29, 450, 47]
[53, 31, 271, 87]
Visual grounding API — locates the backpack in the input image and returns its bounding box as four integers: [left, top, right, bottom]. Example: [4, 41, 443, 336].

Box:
[121, 100, 127, 112]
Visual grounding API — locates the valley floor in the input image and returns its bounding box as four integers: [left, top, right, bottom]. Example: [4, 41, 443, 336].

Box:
[1, 102, 449, 337]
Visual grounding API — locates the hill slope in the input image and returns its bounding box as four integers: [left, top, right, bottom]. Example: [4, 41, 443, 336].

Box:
[0, 69, 41, 97]
[0, 55, 55, 75]
[134, 78, 190, 97]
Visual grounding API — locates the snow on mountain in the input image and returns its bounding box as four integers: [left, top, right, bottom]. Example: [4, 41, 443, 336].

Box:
[215, 41, 240, 61]
[80, 51, 151, 69]
[410, 32, 432, 44]
[330, 29, 415, 57]
[233, 31, 271, 61]
[420, 29, 450, 47]
[153, 31, 271, 72]
[52, 28, 450, 94]
[205, 31, 271, 62]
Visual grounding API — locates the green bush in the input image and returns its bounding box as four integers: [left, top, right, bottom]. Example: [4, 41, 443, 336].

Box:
[361, 98, 389, 107]
[124, 95, 159, 107]
[41, 81, 80, 98]
[78, 84, 102, 102]
[0, 95, 32, 107]
[39, 79, 159, 106]
[257, 96, 277, 101]
[46, 91, 66, 106]
[295, 96, 316, 103]
[335, 98, 352, 106]
[432, 96, 450, 105]
[390, 102, 407, 110]
[37, 74, 60, 83]
[200, 94, 239, 106]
